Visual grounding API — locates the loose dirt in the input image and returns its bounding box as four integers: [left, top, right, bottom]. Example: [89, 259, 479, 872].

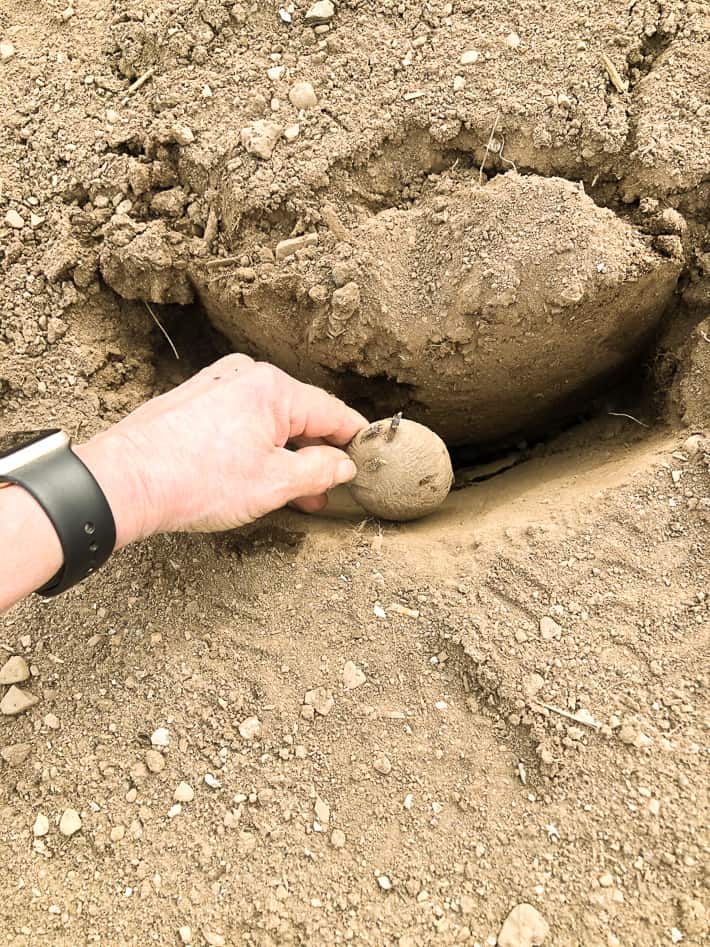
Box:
[0, 1, 708, 946]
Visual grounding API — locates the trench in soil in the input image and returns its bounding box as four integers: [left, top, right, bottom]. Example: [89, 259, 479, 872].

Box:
[144, 291, 673, 507]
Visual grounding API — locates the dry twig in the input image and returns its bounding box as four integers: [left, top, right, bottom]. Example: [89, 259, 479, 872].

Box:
[600, 53, 629, 94]
[144, 301, 179, 360]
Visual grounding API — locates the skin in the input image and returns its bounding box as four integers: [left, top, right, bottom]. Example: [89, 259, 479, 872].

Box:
[0, 354, 368, 614]
[347, 417, 453, 521]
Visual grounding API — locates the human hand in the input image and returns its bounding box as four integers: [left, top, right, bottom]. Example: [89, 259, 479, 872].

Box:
[75, 354, 368, 547]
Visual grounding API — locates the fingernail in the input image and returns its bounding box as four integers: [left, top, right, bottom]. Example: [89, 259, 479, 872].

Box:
[336, 458, 357, 483]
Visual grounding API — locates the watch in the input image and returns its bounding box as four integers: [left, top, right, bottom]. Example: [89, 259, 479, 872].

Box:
[0, 429, 116, 597]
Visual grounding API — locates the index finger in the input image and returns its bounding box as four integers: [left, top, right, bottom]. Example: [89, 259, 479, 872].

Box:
[285, 376, 368, 447]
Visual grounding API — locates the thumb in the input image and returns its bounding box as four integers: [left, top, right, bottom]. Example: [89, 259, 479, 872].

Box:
[275, 445, 357, 506]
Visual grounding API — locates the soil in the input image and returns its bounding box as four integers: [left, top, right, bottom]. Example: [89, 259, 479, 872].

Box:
[0, 1, 708, 947]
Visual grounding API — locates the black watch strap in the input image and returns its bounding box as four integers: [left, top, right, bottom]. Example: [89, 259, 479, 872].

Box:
[0, 433, 116, 597]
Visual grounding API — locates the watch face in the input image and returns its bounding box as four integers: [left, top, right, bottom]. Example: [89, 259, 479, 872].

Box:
[0, 429, 61, 460]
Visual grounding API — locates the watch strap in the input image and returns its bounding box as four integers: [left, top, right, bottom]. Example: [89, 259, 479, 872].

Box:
[0, 440, 116, 597]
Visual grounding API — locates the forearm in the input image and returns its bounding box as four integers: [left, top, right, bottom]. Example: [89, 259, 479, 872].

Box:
[0, 485, 64, 612]
[0, 434, 151, 614]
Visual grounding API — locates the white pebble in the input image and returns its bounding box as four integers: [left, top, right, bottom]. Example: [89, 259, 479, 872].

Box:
[506, 32, 521, 48]
[174, 781, 195, 803]
[179, 927, 192, 945]
[33, 814, 49, 837]
[4, 209, 24, 230]
[59, 808, 82, 837]
[453, 75, 466, 92]
[377, 875, 392, 890]
[460, 50, 479, 65]
[168, 804, 182, 819]
[0, 41, 15, 62]
[267, 65, 285, 81]
[151, 727, 170, 748]
[238, 716, 262, 740]
[289, 81, 318, 109]
[342, 661, 366, 690]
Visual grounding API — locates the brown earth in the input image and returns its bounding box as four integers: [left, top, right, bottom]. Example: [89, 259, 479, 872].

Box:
[0, 1, 709, 946]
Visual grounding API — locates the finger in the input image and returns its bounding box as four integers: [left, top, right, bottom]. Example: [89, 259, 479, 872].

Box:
[193, 352, 255, 383]
[284, 377, 369, 446]
[289, 494, 328, 514]
[289, 435, 326, 449]
[272, 445, 357, 508]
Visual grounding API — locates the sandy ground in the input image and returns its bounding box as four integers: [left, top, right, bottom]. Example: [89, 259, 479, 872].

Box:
[1, 1, 709, 946]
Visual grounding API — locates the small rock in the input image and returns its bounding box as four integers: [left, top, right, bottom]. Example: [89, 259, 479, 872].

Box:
[171, 124, 195, 145]
[238, 715, 262, 740]
[145, 749, 166, 773]
[30, 213, 44, 228]
[304, 687, 335, 716]
[168, 804, 182, 818]
[4, 208, 24, 230]
[331, 828, 346, 848]
[460, 50, 479, 65]
[150, 188, 187, 218]
[275, 232, 318, 260]
[241, 120, 283, 160]
[59, 808, 82, 837]
[289, 81, 318, 109]
[60, 7, 75, 21]
[174, 781, 195, 803]
[314, 795, 330, 824]
[506, 32, 521, 48]
[522, 673, 544, 699]
[374, 755, 392, 775]
[453, 75, 466, 91]
[203, 930, 225, 947]
[305, 1, 335, 24]
[0, 685, 39, 716]
[284, 123, 300, 141]
[151, 727, 170, 747]
[44, 713, 60, 730]
[599, 873, 614, 887]
[178, 927, 192, 946]
[110, 825, 125, 842]
[0, 655, 30, 684]
[343, 660, 366, 690]
[33, 814, 49, 837]
[0, 41, 16, 62]
[497, 903, 549, 947]
[1, 743, 32, 766]
[267, 65, 285, 81]
[618, 724, 651, 748]
[539, 616, 562, 640]
[377, 875, 392, 891]
[204, 773, 221, 789]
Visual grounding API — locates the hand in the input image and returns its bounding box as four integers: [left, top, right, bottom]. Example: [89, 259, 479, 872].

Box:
[75, 355, 368, 547]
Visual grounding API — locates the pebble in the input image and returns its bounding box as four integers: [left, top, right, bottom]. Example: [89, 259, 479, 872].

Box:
[304, 687, 335, 716]
[238, 715, 262, 740]
[203, 930, 225, 947]
[377, 874, 392, 891]
[0, 685, 39, 716]
[179, 927, 192, 946]
[497, 903, 549, 947]
[1, 743, 32, 766]
[460, 50, 480, 65]
[145, 749, 166, 773]
[522, 673, 544, 698]
[33, 814, 49, 837]
[284, 123, 300, 141]
[289, 81, 318, 109]
[305, 0, 335, 24]
[314, 795, 330, 824]
[204, 773, 221, 789]
[174, 781, 195, 803]
[44, 713, 60, 730]
[59, 809, 82, 837]
[168, 804, 182, 819]
[4, 208, 24, 230]
[171, 124, 195, 145]
[506, 32, 521, 48]
[539, 616, 562, 640]
[240, 120, 283, 160]
[599, 873, 614, 887]
[275, 232, 318, 260]
[374, 755, 392, 775]
[453, 75, 466, 91]
[151, 727, 170, 747]
[331, 828, 346, 848]
[267, 65, 285, 81]
[618, 724, 651, 748]
[0, 655, 30, 684]
[110, 825, 125, 842]
[342, 660, 366, 690]
[0, 41, 15, 62]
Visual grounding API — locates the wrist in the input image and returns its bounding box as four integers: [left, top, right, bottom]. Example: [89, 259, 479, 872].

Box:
[74, 432, 158, 549]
